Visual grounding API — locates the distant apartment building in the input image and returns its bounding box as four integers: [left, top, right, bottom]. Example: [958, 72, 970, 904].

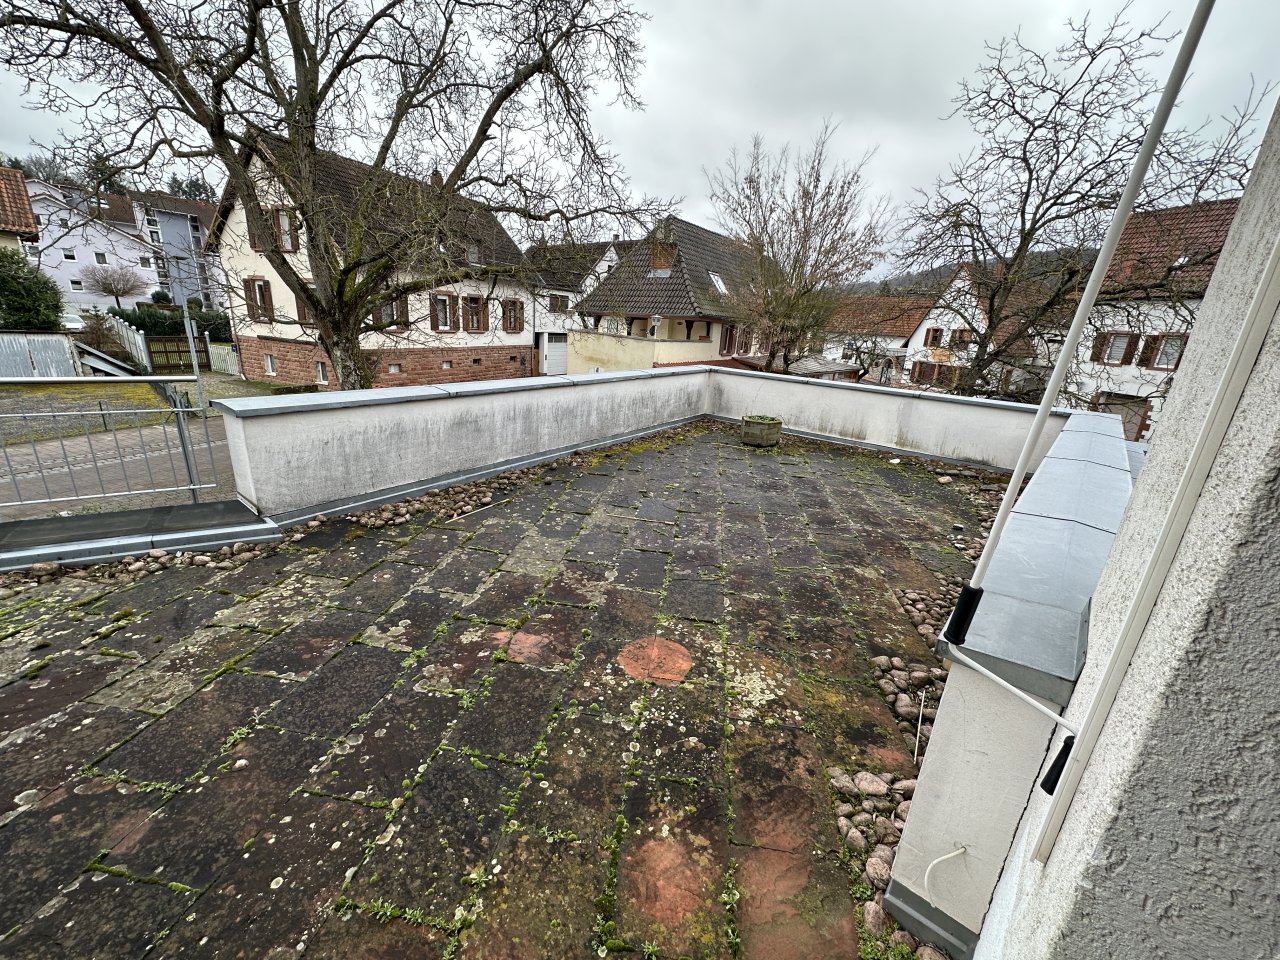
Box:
[23, 179, 163, 311]
[20, 178, 224, 313]
[128, 190, 224, 309]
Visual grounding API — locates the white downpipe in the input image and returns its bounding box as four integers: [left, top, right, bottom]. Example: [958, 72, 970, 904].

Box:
[968, 0, 1218, 589]
[1032, 215, 1280, 863]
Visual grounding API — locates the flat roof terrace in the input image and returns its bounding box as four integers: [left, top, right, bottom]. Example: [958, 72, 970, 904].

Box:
[0, 421, 995, 959]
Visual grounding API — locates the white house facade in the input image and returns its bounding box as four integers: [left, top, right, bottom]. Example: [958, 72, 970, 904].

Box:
[1064, 198, 1239, 441]
[524, 237, 636, 376]
[211, 147, 540, 389]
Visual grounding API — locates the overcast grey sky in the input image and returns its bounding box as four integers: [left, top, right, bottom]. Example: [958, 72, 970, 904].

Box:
[595, 0, 1280, 225]
[1, 0, 1276, 228]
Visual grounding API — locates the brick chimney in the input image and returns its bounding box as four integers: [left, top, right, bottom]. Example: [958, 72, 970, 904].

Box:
[650, 219, 676, 271]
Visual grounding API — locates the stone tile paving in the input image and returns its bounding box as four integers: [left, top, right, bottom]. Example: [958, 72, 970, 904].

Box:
[0, 422, 995, 959]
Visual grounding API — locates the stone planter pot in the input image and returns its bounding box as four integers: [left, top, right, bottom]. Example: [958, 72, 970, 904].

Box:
[741, 415, 782, 448]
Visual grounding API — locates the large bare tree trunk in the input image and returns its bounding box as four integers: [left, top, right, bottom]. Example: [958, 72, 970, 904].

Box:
[327, 334, 373, 390]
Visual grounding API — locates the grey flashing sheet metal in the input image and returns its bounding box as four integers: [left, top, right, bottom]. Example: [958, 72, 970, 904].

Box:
[950, 412, 1132, 707]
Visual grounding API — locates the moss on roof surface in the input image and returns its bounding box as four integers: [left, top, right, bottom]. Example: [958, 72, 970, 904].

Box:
[0, 422, 997, 958]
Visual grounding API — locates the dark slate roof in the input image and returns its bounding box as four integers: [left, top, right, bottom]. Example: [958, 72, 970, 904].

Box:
[524, 239, 637, 290]
[1103, 197, 1239, 298]
[209, 134, 525, 270]
[575, 217, 753, 318]
[0, 166, 37, 239]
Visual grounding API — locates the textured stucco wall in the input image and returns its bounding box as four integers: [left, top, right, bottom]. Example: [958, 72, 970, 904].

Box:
[975, 98, 1280, 960]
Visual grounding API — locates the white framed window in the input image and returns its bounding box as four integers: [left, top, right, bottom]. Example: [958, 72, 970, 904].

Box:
[23, 243, 38, 258]
[442, 360, 453, 369]
[139, 256, 152, 269]
[94, 251, 107, 264]
[149, 230, 161, 243]
[70, 279, 84, 291]
[58, 217, 69, 229]
[62, 248, 76, 261]
[1103, 332, 1137, 365]
[264, 353, 277, 376]
[33, 214, 42, 227]
[462, 296, 483, 332]
[144, 207, 158, 227]
[315, 361, 329, 384]
[388, 363, 402, 374]
[1152, 334, 1187, 371]
[433, 295, 453, 331]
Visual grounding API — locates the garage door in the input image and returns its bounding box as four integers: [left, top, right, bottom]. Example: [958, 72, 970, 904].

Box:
[546, 333, 568, 375]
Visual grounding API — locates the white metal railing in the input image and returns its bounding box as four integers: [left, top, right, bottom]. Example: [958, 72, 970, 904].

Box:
[0, 377, 218, 509]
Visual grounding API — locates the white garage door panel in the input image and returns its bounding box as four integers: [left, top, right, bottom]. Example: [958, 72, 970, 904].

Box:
[545, 333, 568, 375]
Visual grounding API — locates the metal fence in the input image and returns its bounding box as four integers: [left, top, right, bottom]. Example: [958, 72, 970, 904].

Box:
[0, 377, 219, 511]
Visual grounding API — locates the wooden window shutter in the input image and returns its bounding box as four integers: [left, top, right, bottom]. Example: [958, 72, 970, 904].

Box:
[251, 206, 272, 252]
[1121, 334, 1139, 366]
[514, 299, 524, 332]
[244, 278, 259, 321]
[1089, 334, 1106, 362]
[1136, 336, 1159, 368]
[448, 294, 459, 332]
[287, 211, 300, 252]
[296, 291, 315, 327]
[261, 279, 273, 318]
[396, 296, 410, 328]
[429, 295, 441, 332]
[479, 298, 490, 332]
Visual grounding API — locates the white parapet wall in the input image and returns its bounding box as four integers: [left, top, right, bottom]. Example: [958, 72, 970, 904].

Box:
[213, 366, 1072, 520]
[214, 370, 706, 520]
[709, 369, 1066, 469]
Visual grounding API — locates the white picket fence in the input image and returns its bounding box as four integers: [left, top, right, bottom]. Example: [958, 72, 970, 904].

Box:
[100, 313, 151, 371]
[208, 342, 240, 376]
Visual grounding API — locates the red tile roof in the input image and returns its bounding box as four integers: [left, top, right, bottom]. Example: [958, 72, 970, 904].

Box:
[829, 294, 935, 339]
[1104, 197, 1239, 298]
[0, 166, 38, 240]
